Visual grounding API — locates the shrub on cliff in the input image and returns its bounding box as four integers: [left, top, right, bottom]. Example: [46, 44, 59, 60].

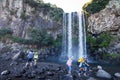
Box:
[0, 28, 13, 42]
[83, 0, 110, 14]
[29, 29, 53, 47]
[87, 32, 112, 52]
[0, 28, 13, 36]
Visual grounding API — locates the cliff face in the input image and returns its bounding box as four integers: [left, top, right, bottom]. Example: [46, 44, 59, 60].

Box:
[0, 0, 62, 39]
[88, 0, 120, 34]
[87, 0, 120, 59]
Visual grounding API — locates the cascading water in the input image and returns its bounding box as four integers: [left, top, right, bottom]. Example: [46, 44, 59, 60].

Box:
[61, 11, 87, 61]
[60, 12, 67, 60]
[82, 13, 87, 58]
[68, 13, 72, 58]
[78, 12, 84, 58]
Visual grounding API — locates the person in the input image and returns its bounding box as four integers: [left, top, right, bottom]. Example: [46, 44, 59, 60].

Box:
[66, 56, 73, 74]
[25, 50, 34, 67]
[84, 58, 90, 74]
[78, 57, 89, 77]
[33, 51, 39, 66]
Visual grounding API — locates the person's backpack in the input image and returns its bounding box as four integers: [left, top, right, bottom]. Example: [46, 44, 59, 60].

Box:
[78, 57, 84, 62]
[28, 51, 34, 58]
[34, 52, 38, 59]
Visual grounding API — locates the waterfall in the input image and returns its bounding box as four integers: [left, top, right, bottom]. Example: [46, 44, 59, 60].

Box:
[82, 13, 87, 58]
[61, 12, 87, 61]
[78, 11, 87, 59]
[78, 12, 84, 58]
[68, 13, 72, 58]
[60, 12, 67, 59]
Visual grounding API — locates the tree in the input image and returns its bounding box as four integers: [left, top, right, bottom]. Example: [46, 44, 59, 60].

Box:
[29, 29, 53, 47]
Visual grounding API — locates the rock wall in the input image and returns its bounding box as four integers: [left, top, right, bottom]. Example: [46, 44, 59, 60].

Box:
[88, 0, 120, 34]
[0, 0, 62, 39]
[87, 0, 120, 61]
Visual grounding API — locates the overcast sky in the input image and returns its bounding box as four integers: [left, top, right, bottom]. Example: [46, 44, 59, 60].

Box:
[43, 0, 91, 12]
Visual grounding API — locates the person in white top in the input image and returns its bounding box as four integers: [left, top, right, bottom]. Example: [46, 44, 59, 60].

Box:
[66, 56, 73, 74]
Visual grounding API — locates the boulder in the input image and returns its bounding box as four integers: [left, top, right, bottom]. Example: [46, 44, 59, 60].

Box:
[1, 70, 10, 75]
[96, 66, 112, 79]
[87, 77, 96, 80]
[12, 51, 20, 60]
[62, 74, 73, 80]
[114, 72, 120, 78]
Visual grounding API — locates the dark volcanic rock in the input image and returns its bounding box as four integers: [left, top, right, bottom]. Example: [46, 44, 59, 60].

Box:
[46, 71, 54, 76]
[62, 74, 73, 80]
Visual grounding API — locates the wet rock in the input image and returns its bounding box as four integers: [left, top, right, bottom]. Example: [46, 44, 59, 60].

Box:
[37, 75, 45, 79]
[46, 71, 54, 76]
[20, 68, 26, 74]
[0, 46, 11, 54]
[14, 73, 22, 78]
[10, 61, 19, 66]
[1, 70, 10, 75]
[72, 70, 79, 79]
[62, 74, 73, 80]
[27, 73, 36, 79]
[87, 77, 96, 80]
[96, 66, 112, 79]
[12, 51, 20, 60]
[37, 69, 45, 74]
[45, 79, 53, 80]
[114, 72, 120, 78]
[6, 78, 12, 80]
[56, 67, 61, 71]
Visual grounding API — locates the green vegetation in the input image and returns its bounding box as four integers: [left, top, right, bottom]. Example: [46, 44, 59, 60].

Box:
[97, 32, 112, 47]
[0, 28, 62, 48]
[12, 36, 29, 44]
[0, 28, 13, 36]
[29, 29, 53, 47]
[110, 53, 120, 58]
[28, 29, 62, 47]
[20, 11, 26, 19]
[87, 32, 112, 52]
[0, 28, 13, 42]
[83, 0, 110, 14]
[103, 53, 120, 59]
[52, 35, 62, 46]
[10, 9, 17, 15]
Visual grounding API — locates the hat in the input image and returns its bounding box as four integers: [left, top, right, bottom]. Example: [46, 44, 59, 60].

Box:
[78, 57, 85, 62]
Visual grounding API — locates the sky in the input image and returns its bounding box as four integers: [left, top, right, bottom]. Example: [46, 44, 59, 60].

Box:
[43, 0, 91, 12]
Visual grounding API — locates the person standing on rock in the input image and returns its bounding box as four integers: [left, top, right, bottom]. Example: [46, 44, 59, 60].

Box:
[66, 56, 73, 74]
[33, 51, 39, 66]
[78, 57, 89, 77]
[25, 50, 34, 67]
